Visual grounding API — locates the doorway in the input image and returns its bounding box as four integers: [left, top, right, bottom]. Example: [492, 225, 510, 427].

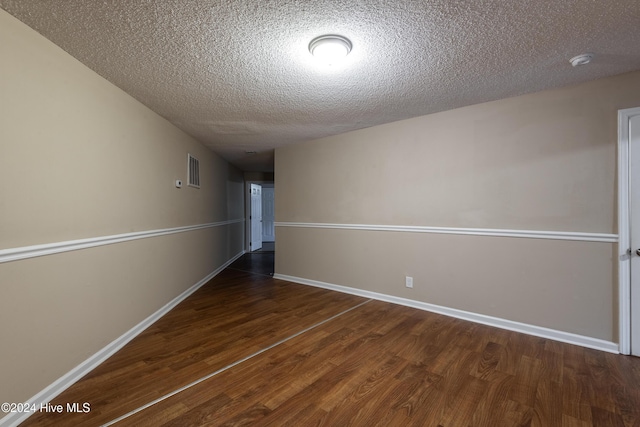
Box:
[245, 179, 276, 253]
[250, 183, 262, 252]
[239, 179, 275, 276]
[619, 106, 640, 356]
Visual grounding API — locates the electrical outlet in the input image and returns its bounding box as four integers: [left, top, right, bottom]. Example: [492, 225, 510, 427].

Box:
[405, 276, 413, 288]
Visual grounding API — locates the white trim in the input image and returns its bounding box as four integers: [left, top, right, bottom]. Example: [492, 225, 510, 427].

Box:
[618, 107, 640, 355]
[0, 251, 245, 427]
[274, 222, 617, 243]
[274, 273, 620, 354]
[0, 219, 244, 264]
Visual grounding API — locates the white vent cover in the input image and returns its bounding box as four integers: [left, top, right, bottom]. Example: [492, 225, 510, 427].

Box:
[187, 154, 200, 188]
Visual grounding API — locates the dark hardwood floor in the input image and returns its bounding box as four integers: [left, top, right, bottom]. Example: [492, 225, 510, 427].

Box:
[19, 261, 640, 426]
[228, 250, 274, 277]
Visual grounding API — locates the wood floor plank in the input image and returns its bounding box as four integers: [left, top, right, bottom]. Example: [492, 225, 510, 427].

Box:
[563, 366, 595, 424]
[434, 352, 488, 426]
[541, 348, 564, 384]
[17, 261, 640, 427]
[356, 362, 437, 425]
[532, 379, 563, 426]
[511, 355, 544, 407]
[471, 341, 504, 381]
[471, 369, 513, 426]
[562, 414, 592, 427]
[317, 355, 409, 426]
[590, 407, 627, 427]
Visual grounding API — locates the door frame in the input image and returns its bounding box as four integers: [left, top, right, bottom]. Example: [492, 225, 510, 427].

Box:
[618, 106, 640, 355]
[261, 184, 276, 242]
[244, 179, 273, 252]
[249, 183, 263, 252]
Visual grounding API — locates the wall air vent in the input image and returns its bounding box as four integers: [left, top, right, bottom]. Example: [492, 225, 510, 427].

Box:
[187, 154, 200, 188]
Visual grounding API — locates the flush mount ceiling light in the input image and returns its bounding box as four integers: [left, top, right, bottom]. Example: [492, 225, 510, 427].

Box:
[309, 35, 352, 65]
[569, 53, 594, 67]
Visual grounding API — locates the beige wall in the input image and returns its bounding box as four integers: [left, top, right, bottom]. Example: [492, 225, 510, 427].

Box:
[0, 10, 243, 406]
[276, 228, 615, 340]
[275, 71, 640, 342]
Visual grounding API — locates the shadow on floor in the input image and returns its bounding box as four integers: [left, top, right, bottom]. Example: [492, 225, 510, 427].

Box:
[228, 244, 275, 276]
[253, 241, 275, 252]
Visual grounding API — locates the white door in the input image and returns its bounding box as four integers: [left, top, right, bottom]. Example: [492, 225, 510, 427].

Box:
[250, 184, 262, 252]
[630, 113, 640, 356]
[262, 187, 275, 242]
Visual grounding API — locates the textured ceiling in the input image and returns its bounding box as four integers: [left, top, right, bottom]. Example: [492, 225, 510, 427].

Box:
[2, 1, 640, 171]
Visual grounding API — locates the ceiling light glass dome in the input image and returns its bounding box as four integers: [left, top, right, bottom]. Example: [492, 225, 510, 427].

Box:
[309, 35, 352, 65]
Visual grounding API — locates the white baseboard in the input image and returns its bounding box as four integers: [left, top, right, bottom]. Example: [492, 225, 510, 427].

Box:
[273, 273, 620, 355]
[0, 250, 244, 427]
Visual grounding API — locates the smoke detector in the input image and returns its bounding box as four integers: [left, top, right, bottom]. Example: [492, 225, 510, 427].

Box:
[569, 53, 594, 67]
